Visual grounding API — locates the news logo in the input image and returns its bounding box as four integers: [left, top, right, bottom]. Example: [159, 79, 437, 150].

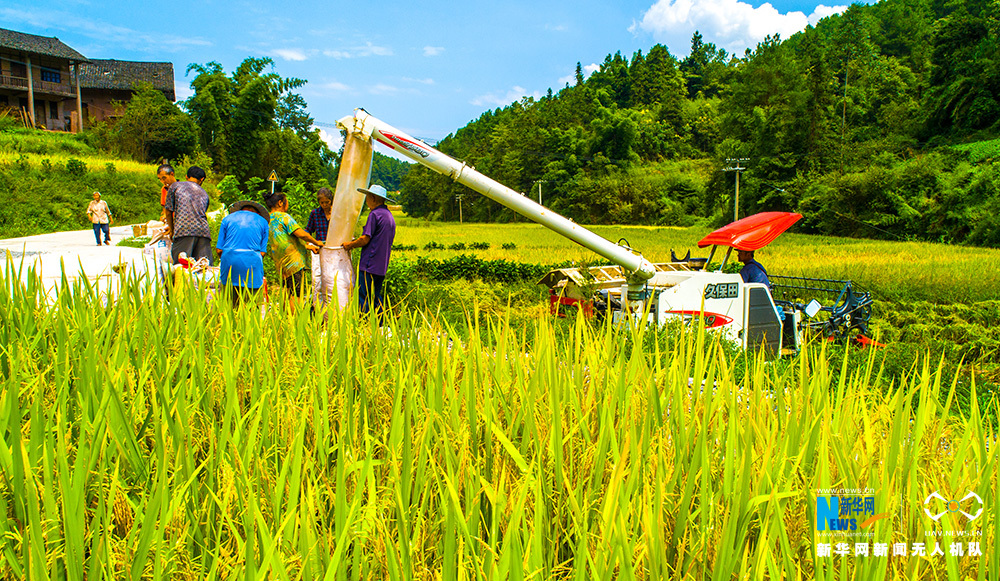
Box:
[924, 491, 983, 522]
[817, 495, 878, 531]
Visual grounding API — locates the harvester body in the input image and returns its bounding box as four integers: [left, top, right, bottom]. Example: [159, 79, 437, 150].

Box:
[542, 259, 793, 355]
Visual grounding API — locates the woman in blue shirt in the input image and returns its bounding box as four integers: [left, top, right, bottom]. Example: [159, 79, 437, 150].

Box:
[216, 200, 270, 308]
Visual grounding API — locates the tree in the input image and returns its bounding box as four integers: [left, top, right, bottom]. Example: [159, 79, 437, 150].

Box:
[184, 57, 335, 189]
[98, 84, 198, 163]
[680, 32, 730, 99]
[923, 4, 1000, 135]
[371, 153, 412, 191]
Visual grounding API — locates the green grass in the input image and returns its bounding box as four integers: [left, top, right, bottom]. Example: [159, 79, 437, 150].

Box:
[953, 138, 1000, 163]
[0, 127, 95, 157]
[116, 236, 152, 248]
[0, 260, 996, 579]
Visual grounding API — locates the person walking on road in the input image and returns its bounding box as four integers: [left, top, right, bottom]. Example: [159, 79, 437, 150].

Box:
[216, 200, 270, 308]
[343, 184, 396, 320]
[165, 166, 212, 265]
[86, 191, 113, 246]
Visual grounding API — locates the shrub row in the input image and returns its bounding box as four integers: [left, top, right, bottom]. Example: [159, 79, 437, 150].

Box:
[385, 254, 563, 298]
[398, 241, 499, 252]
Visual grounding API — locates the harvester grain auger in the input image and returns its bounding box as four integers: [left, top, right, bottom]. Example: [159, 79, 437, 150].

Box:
[336, 110, 875, 355]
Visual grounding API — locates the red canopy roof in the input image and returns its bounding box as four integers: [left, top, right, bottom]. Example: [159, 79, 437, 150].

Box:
[697, 212, 802, 250]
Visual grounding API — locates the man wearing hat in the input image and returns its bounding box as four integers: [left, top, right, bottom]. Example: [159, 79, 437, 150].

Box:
[216, 200, 270, 307]
[343, 184, 396, 319]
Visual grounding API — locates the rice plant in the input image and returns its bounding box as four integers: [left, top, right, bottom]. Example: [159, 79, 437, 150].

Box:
[0, 261, 996, 579]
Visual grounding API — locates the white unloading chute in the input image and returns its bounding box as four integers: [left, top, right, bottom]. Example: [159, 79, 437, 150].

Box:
[336, 110, 656, 286]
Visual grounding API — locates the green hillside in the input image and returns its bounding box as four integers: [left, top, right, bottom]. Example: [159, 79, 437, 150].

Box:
[0, 126, 165, 238]
[399, 0, 1000, 246]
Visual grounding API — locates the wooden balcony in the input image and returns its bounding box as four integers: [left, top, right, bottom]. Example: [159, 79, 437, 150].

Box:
[0, 74, 75, 97]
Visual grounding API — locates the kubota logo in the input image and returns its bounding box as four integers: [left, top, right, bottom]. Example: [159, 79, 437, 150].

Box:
[924, 491, 984, 522]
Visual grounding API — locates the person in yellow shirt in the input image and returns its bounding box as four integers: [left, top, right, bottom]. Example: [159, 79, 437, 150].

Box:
[265, 191, 323, 310]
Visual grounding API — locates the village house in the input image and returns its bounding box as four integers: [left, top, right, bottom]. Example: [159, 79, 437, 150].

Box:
[76, 59, 176, 123]
[0, 27, 176, 132]
[0, 27, 87, 131]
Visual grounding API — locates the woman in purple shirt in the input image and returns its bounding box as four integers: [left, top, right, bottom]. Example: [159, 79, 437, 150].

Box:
[343, 184, 396, 321]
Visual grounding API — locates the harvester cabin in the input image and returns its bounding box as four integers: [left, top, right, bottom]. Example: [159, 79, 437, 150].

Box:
[0, 27, 87, 132]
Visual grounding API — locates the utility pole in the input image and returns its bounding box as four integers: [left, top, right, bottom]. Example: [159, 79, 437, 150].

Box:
[722, 158, 749, 221]
[534, 179, 547, 206]
[455, 193, 464, 223]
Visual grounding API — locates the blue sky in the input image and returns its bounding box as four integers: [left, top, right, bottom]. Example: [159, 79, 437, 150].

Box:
[1, 0, 852, 152]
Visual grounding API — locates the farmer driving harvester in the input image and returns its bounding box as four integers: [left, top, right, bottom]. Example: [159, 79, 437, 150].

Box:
[738, 249, 770, 287]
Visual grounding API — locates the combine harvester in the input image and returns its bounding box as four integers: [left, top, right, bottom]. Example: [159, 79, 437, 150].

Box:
[336, 110, 873, 355]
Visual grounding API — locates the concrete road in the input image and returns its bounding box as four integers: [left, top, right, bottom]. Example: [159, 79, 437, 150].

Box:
[0, 224, 159, 295]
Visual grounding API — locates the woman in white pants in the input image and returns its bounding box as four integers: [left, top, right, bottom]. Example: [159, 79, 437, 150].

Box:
[306, 188, 353, 310]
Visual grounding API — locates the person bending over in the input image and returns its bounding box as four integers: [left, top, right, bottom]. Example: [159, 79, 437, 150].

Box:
[216, 200, 269, 308]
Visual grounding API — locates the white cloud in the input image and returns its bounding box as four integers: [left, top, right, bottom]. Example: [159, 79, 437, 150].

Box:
[471, 86, 544, 108]
[317, 128, 343, 152]
[360, 42, 393, 57]
[557, 63, 599, 86]
[807, 4, 845, 23]
[0, 7, 211, 53]
[403, 77, 435, 85]
[631, 0, 847, 55]
[320, 81, 352, 92]
[370, 83, 400, 95]
[323, 42, 393, 59]
[174, 85, 194, 103]
[545, 23, 568, 32]
[273, 48, 309, 61]
[423, 46, 445, 57]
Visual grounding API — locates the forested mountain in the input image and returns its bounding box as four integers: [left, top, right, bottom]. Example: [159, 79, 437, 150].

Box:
[400, 0, 1000, 245]
[371, 153, 411, 192]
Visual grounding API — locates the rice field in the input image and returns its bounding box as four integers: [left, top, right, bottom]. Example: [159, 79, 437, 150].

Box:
[391, 219, 1000, 304]
[0, 259, 996, 579]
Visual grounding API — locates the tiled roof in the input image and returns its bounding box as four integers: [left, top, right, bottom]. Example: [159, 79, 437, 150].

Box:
[77, 59, 176, 100]
[0, 27, 87, 61]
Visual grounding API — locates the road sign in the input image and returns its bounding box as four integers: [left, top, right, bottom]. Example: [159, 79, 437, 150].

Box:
[267, 170, 279, 194]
